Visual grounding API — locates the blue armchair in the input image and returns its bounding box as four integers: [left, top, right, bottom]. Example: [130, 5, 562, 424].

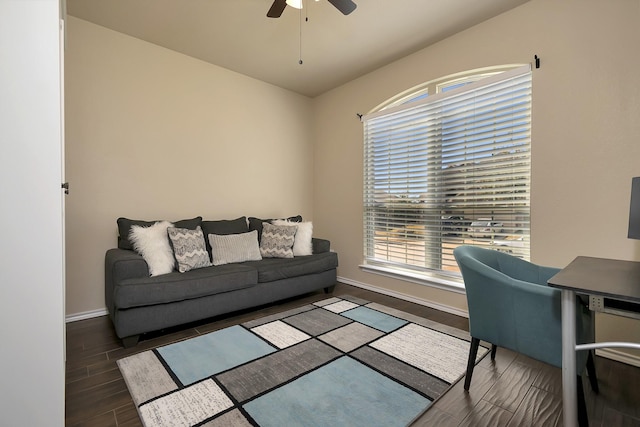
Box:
[453, 245, 598, 426]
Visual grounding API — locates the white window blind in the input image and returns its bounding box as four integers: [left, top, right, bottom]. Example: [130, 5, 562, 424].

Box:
[363, 65, 531, 279]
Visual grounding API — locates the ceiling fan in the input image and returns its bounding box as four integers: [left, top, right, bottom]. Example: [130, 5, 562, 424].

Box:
[267, 0, 357, 18]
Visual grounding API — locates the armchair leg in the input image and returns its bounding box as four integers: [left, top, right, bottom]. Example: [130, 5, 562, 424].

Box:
[490, 344, 497, 360]
[586, 350, 599, 394]
[577, 375, 589, 427]
[464, 337, 480, 391]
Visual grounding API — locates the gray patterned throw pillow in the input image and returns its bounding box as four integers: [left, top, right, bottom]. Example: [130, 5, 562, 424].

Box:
[167, 226, 212, 273]
[260, 222, 297, 258]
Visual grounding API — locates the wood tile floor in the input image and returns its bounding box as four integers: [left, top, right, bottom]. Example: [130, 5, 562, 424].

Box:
[65, 282, 640, 426]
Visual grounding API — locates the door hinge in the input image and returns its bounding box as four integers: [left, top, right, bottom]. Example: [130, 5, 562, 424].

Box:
[61, 182, 69, 195]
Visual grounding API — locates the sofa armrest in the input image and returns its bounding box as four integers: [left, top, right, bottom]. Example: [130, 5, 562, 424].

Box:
[312, 238, 331, 254]
[105, 248, 149, 315]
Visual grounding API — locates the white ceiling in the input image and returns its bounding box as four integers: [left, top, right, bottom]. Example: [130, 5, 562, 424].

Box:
[66, 0, 530, 97]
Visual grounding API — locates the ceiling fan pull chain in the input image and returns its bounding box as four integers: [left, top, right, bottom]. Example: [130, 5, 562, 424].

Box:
[298, 1, 303, 65]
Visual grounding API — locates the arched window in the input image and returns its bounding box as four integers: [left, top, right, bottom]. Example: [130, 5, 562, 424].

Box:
[362, 65, 531, 289]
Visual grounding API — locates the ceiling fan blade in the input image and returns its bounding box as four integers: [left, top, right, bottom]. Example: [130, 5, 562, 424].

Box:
[267, 0, 287, 18]
[327, 0, 357, 15]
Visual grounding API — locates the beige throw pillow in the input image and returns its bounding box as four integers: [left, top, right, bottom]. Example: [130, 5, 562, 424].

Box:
[208, 230, 262, 266]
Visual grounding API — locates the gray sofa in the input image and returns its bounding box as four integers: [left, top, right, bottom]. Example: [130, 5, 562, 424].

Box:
[105, 216, 338, 347]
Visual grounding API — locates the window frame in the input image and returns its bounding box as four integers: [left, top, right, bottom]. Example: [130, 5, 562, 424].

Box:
[361, 65, 532, 291]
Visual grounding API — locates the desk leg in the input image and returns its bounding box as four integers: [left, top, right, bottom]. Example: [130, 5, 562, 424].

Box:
[561, 289, 578, 427]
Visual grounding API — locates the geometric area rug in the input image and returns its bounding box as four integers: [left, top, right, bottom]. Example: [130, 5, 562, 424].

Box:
[117, 296, 489, 427]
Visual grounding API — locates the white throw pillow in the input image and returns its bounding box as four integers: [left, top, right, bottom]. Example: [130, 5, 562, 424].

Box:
[273, 219, 313, 256]
[208, 230, 262, 266]
[129, 221, 175, 276]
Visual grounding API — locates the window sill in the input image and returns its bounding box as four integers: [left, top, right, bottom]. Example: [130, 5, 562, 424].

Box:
[359, 264, 466, 294]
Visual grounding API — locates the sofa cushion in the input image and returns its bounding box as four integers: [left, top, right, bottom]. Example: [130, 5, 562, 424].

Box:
[117, 216, 202, 250]
[242, 251, 338, 283]
[201, 216, 249, 235]
[202, 216, 249, 255]
[114, 263, 258, 309]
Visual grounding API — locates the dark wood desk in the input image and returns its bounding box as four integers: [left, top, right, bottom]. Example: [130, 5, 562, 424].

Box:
[548, 256, 640, 427]
[549, 256, 640, 303]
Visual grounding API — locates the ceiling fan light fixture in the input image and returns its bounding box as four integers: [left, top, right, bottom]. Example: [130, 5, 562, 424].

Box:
[268, 0, 356, 18]
[286, 0, 303, 9]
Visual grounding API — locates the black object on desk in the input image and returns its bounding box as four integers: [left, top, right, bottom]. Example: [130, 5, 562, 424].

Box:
[628, 177, 640, 239]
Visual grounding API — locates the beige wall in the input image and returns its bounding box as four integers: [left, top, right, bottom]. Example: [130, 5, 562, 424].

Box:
[65, 17, 314, 315]
[66, 0, 640, 361]
[313, 0, 640, 359]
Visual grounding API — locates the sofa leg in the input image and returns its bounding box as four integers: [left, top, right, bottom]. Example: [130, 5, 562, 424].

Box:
[324, 285, 335, 294]
[121, 335, 140, 348]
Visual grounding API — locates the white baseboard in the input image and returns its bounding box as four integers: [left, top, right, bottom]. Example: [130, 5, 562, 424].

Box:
[65, 308, 108, 323]
[596, 347, 640, 368]
[337, 276, 469, 319]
